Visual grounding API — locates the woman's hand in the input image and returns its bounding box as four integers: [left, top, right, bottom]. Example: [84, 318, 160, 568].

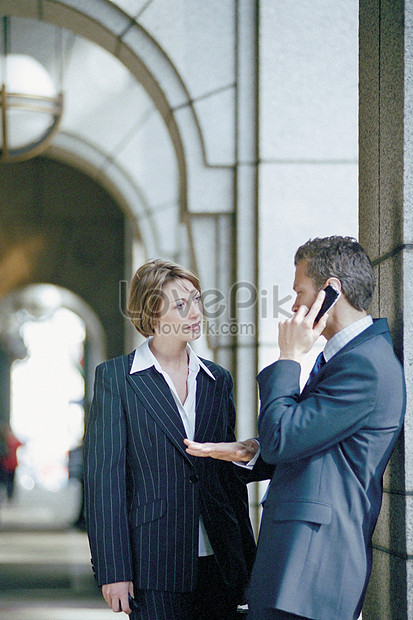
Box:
[102, 581, 134, 614]
[184, 438, 258, 462]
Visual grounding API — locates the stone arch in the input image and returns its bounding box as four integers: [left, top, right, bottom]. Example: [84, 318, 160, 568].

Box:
[0, 2, 237, 369]
[0, 282, 107, 527]
[1, 0, 231, 260]
[47, 135, 160, 258]
[0, 157, 127, 359]
[0, 282, 106, 403]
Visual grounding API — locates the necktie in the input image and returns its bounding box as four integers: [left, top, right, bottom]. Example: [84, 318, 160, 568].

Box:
[306, 351, 326, 386]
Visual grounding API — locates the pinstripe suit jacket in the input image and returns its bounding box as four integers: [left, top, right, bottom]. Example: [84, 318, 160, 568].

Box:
[84, 352, 264, 594]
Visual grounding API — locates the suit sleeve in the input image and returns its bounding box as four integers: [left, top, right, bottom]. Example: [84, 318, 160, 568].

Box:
[84, 363, 132, 586]
[257, 354, 379, 464]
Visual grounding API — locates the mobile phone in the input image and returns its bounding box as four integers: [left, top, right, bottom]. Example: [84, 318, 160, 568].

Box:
[314, 284, 340, 324]
[128, 593, 141, 611]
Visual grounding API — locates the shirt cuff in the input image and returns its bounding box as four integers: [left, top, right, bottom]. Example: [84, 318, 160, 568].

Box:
[232, 440, 260, 469]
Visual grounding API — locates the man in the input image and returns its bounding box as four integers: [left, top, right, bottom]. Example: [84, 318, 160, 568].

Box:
[186, 236, 406, 620]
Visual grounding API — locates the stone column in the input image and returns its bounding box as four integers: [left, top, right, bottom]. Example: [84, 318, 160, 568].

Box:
[359, 0, 412, 616]
[234, 0, 261, 533]
[0, 348, 11, 426]
[235, 1, 259, 439]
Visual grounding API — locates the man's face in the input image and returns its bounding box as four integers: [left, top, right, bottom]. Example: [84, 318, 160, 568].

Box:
[292, 260, 319, 314]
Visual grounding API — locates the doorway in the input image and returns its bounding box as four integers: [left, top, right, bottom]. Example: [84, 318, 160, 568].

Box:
[0, 283, 105, 529]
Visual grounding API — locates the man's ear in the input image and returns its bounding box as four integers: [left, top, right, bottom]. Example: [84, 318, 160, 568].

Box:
[325, 277, 341, 292]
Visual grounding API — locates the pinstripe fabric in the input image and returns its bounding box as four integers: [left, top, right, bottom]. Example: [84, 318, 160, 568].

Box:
[129, 555, 240, 619]
[129, 589, 193, 620]
[84, 352, 257, 595]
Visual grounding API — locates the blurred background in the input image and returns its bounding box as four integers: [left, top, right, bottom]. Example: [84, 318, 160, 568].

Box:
[0, 1, 411, 618]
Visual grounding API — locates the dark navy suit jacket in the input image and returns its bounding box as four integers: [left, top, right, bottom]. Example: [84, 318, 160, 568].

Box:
[248, 319, 406, 620]
[84, 352, 269, 596]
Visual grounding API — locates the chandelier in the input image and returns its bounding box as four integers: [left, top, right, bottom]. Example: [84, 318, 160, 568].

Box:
[0, 17, 64, 163]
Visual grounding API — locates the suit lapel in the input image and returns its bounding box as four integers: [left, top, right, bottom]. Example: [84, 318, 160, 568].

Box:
[301, 319, 390, 398]
[333, 318, 390, 356]
[126, 365, 191, 463]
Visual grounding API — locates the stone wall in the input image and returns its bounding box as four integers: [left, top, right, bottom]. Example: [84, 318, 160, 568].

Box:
[359, 0, 412, 616]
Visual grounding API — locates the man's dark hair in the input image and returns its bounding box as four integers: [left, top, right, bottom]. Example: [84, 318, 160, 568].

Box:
[294, 236, 376, 311]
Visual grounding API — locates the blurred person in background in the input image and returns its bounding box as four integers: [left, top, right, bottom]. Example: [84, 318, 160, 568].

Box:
[0, 422, 24, 501]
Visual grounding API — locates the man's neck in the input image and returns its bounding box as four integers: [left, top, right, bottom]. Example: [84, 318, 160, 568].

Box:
[324, 308, 368, 341]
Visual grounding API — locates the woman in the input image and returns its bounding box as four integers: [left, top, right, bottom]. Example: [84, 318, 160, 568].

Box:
[84, 259, 266, 620]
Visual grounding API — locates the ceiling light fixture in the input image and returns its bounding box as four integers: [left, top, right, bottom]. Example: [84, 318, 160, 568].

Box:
[0, 16, 64, 163]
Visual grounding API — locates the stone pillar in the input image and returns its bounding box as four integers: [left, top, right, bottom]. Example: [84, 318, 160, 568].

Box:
[255, 0, 359, 532]
[234, 0, 261, 533]
[0, 348, 11, 426]
[235, 1, 259, 440]
[359, 0, 412, 616]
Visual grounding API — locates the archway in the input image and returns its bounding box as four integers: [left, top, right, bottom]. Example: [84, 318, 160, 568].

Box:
[0, 157, 127, 360]
[0, 283, 105, 528]
[0, 3, 234, 363]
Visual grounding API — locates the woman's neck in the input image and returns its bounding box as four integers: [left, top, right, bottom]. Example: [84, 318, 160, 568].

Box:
[149, 337, 188, 371]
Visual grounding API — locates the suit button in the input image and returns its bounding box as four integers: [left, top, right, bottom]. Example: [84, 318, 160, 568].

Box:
[189, 474, 199, 483]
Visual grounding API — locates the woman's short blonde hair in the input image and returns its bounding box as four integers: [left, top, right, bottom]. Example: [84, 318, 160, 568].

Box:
[127, 259, 201, 337]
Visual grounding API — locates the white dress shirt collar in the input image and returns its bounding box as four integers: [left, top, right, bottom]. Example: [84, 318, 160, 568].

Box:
[130, 338, 215, 381]
[323, 315, 373, 362]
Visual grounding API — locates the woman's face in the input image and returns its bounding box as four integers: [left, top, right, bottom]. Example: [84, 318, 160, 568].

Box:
[154, 278, 202, 342]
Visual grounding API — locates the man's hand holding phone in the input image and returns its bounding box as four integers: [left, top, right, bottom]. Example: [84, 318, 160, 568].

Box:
[278, 289, 332, 363]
